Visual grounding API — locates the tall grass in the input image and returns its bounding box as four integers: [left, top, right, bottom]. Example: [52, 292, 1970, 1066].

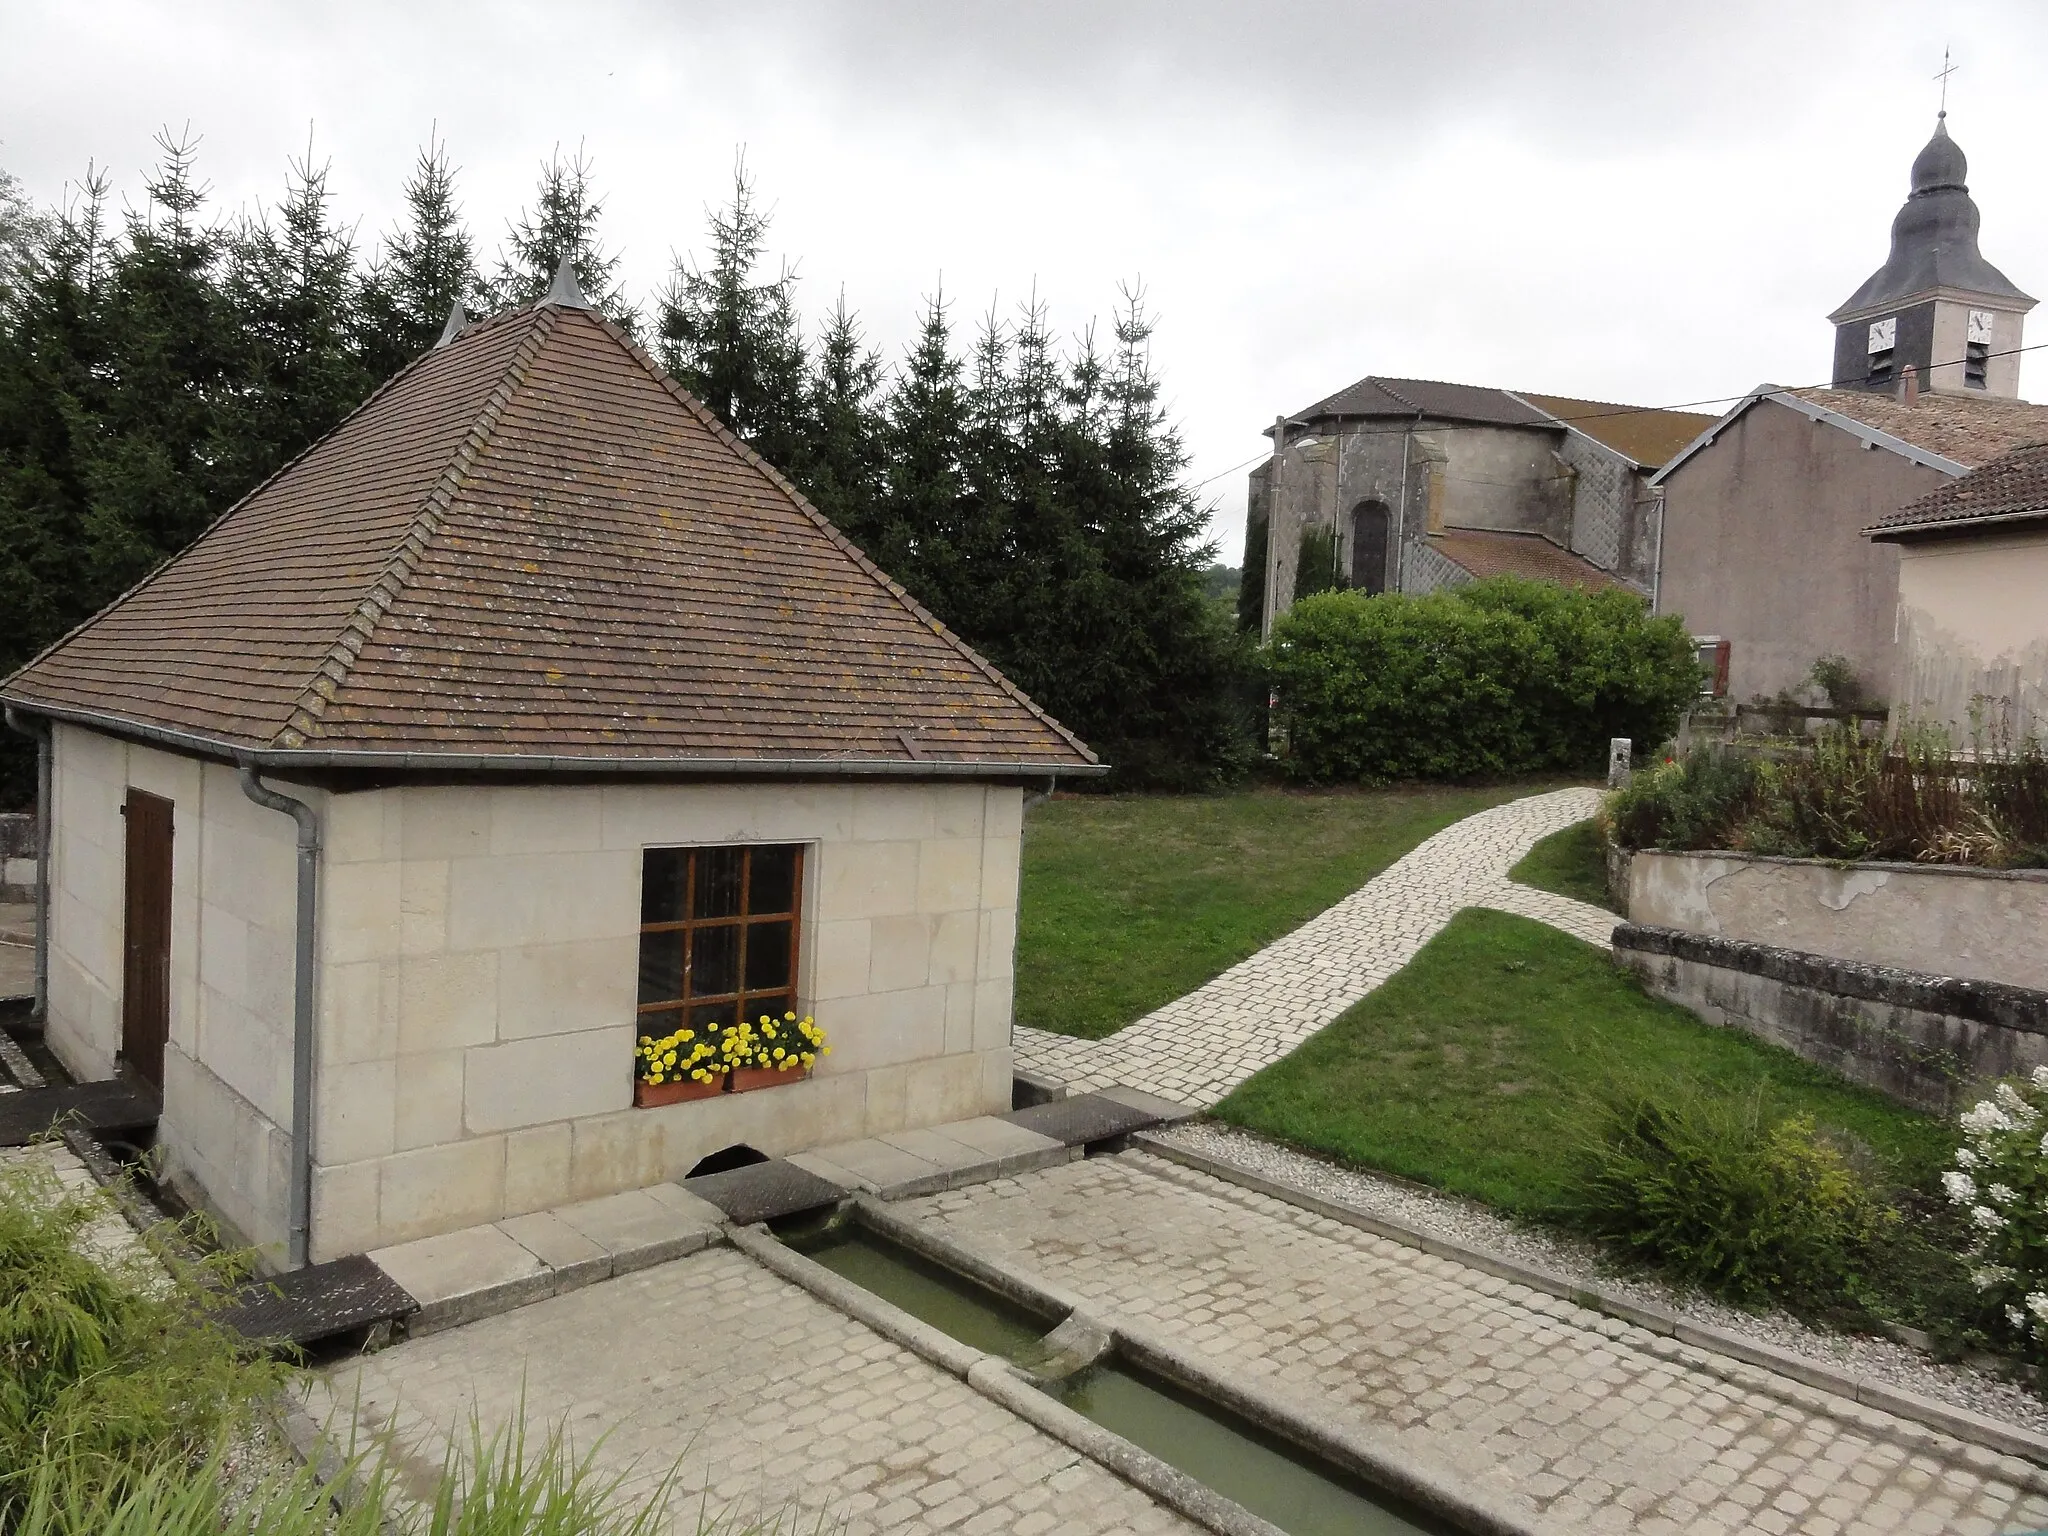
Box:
[1608, 725, 2048, 867]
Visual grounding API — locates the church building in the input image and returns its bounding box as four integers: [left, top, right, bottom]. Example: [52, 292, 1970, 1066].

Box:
[1242, 379, 1712, 638]
[1654, 113, 2048, 707]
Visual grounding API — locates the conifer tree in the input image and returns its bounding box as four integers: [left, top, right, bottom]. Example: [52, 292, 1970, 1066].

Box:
[358, 133, 480, 374]
[877, 287, 968, 600]
[493, 143, 634, 326]
[802, 289, 885, 538]
[655, 156, 810, 476]
[223, 144, 371, 487]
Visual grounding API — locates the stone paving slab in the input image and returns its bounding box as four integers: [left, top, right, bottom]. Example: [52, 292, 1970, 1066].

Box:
[1014, 787, 1610, 1107]
[307, 1244, 1204, 1536]
[900, 1153, 2048, 1536]
[682, 1156, 847, 1225]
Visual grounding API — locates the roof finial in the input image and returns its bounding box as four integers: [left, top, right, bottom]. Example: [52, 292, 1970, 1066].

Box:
[543, 253, 594, 310]
[434, 299, 469, 348]
[1934, 46, 1957, 120]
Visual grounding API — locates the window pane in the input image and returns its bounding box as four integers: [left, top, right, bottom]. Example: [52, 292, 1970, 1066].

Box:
[744, 919, 793, 991]
[638, 1006, 683, 1038]
[637, 932, 683, 1006]
[743, 993, 794, 1029]
[694, 847, 744, 919]
[749, 846, 799, 915]
[689, 924, 739, 999]
[688, 999, 737, 1034]
[641, 848, 687, 924]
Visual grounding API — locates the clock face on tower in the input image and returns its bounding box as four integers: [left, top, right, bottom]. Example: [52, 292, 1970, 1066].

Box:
[1969, 310, 1996, 344]
[1868, 317, 1897, 353]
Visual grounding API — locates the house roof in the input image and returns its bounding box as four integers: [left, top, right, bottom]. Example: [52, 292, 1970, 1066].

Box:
[1513, 392, 1717, 469]
[1280, 376, 1557, 430]
[1428, 529, 1629, 592]
[1867, 439, 2048, 541]
[1651, 384, 2048, 487]
[1, 297, 1100, 778]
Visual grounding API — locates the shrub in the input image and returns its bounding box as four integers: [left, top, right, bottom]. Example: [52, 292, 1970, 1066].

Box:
[1604, 750, 1761, 851]
[1939, 1072, 2048, 1358]
[1264, 577, 1699, 784]
[1565, 1086, 1897, 1305]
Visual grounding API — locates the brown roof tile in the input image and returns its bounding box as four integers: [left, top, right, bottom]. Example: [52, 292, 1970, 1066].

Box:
[1515, 392, 1717, 469]
[1429, 529, 1631, 592]
[1792, 386, 2048, 470]
[1868, 438, 2048, 539]
[2, 303, 1098, 774]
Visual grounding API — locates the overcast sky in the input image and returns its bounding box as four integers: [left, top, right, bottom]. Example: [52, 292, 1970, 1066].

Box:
[6, 1, 2045, 563]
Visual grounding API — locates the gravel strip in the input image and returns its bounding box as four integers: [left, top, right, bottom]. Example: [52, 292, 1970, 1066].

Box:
[1153, 1119, 2048, 1437]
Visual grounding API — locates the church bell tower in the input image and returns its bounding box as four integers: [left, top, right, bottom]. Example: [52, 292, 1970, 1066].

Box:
[1829, 114, 2035, 398]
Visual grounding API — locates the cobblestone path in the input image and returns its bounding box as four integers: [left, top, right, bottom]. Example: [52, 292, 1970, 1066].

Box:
[306, 1244, 1199, 1536]
[905, 1155, 2048, 1536]
[1014, 787, 1611, 1105]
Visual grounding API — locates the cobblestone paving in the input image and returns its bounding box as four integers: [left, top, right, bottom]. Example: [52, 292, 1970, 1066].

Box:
[904, 1155, 2048, 1536]
[1014, 787, 1612, 1105]
[306, 1244, 1199, 1536]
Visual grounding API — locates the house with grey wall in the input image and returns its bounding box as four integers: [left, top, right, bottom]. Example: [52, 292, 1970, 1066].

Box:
[1243, 377, 1710, 637]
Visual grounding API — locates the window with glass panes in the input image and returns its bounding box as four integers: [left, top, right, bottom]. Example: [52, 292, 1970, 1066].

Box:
[637, 845, 804, 1043]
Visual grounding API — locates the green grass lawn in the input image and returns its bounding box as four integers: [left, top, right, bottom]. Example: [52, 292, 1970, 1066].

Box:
[1214, 908, 1951, 1215]
[1016, 784, 1574, 1039]
[1508, 817, 1620, 913]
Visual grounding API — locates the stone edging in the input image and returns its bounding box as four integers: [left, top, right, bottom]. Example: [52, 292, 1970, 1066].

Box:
[1129, 1132, 2048, 1481]
[1614, 922, 2048, 1032]
[1628, 847, 2048, 885]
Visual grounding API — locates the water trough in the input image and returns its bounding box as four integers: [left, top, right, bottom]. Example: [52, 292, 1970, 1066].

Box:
[749, 1198, 1535, 1536]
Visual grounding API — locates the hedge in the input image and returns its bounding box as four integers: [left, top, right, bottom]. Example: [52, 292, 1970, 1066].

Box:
[1264, 577, 1700, 783]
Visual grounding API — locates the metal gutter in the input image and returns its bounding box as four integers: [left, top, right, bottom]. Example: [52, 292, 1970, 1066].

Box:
[2, 707, 51, 1023]
[235, 762, 320, 1271]
[1866, 505, 2048, 542]
[0, 700, 1105, 781]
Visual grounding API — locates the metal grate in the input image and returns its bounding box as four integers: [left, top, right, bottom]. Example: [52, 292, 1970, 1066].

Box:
[213, 1255, 417, 1348]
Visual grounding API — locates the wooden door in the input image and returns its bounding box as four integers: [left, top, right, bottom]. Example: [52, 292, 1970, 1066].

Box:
[121, 788, 174, 1095]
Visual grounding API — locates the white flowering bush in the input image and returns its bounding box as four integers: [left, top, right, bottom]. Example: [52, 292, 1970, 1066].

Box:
[1943, 1069, 2048, 1351]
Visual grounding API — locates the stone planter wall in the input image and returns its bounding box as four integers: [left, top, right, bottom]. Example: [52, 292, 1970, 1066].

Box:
[1613, 923, 2048, 1114]
[1627, 848, 2048, 992]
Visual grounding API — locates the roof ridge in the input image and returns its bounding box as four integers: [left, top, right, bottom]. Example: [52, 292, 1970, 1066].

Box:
[272, 307, 561, 747]
[590, 313, 1100, 768]
[0, 329, 465, 704]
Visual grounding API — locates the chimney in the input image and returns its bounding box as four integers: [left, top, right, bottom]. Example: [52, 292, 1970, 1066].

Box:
[1898, 363, 1919, 405]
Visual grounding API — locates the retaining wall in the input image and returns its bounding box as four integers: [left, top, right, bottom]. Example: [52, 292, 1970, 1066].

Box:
[1613, 922, 2048, 1114]
[1628, 848, 2048, 992]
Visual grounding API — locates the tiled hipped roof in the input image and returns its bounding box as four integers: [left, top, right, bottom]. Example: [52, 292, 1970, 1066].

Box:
[2, 303, 1099, 774]
[1792, 387, 2048, 469]
[1869, 439, 2048, 540]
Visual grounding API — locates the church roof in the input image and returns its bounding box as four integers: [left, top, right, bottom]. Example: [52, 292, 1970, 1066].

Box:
[1868, 439, 2048, 541]
[1, 296, 1099, 778]
[1280, 376, 1555, 429]
[1830, 116, 2035, 320]
[1513, 393, 1717, 469]
[1427, 528, 1629, 592]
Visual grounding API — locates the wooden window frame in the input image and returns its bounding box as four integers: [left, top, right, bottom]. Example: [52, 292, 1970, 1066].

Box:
[635, 844, 806, 1036]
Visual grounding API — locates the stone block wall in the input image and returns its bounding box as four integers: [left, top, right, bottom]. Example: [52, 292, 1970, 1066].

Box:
[45, 725, 307, 1253]
[1628, 848, 2048, 992]
[1614, 922, 2048, 1114]
[307, 778, 1022, 1259]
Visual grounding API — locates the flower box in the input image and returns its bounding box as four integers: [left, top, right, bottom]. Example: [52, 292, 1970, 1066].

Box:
[635, 1077, 724, 1108]
[729, 1064, 811, 1094]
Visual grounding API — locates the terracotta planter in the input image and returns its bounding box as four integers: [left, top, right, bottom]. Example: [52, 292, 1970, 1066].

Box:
[729, 1065, 810, 1093]
[635, 1077, 725, 1108]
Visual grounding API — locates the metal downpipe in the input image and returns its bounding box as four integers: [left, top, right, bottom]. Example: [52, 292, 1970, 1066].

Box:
[3, 707, 52, 1025]
[236, 762, 321, 1270]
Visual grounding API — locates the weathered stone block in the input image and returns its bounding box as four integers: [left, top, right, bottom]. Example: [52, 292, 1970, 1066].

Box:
[817, 839, 918, 918]
[446, 849, 638, 950]
[810, 917, 872, 1001]
[397, 950, 498, 1055]
[393, 1049, 465, 1152]
[917, 838, 983, 914]
[867, 913, 932, 993]
[495, 936, 636, 1040]
[463, 1025, 634, 1134]
[377, 1136, 507, 1245]
[317, 1057, 397, 1164]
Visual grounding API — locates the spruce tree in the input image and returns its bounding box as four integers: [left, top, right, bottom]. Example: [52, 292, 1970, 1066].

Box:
[493, 143, 634, 326]
[222, 144, 372, 488]
[878, 287, 968, 602]
[655, 156, 810, 477]
[358, 133, 481, 375]
[803, 289, 885, 539]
